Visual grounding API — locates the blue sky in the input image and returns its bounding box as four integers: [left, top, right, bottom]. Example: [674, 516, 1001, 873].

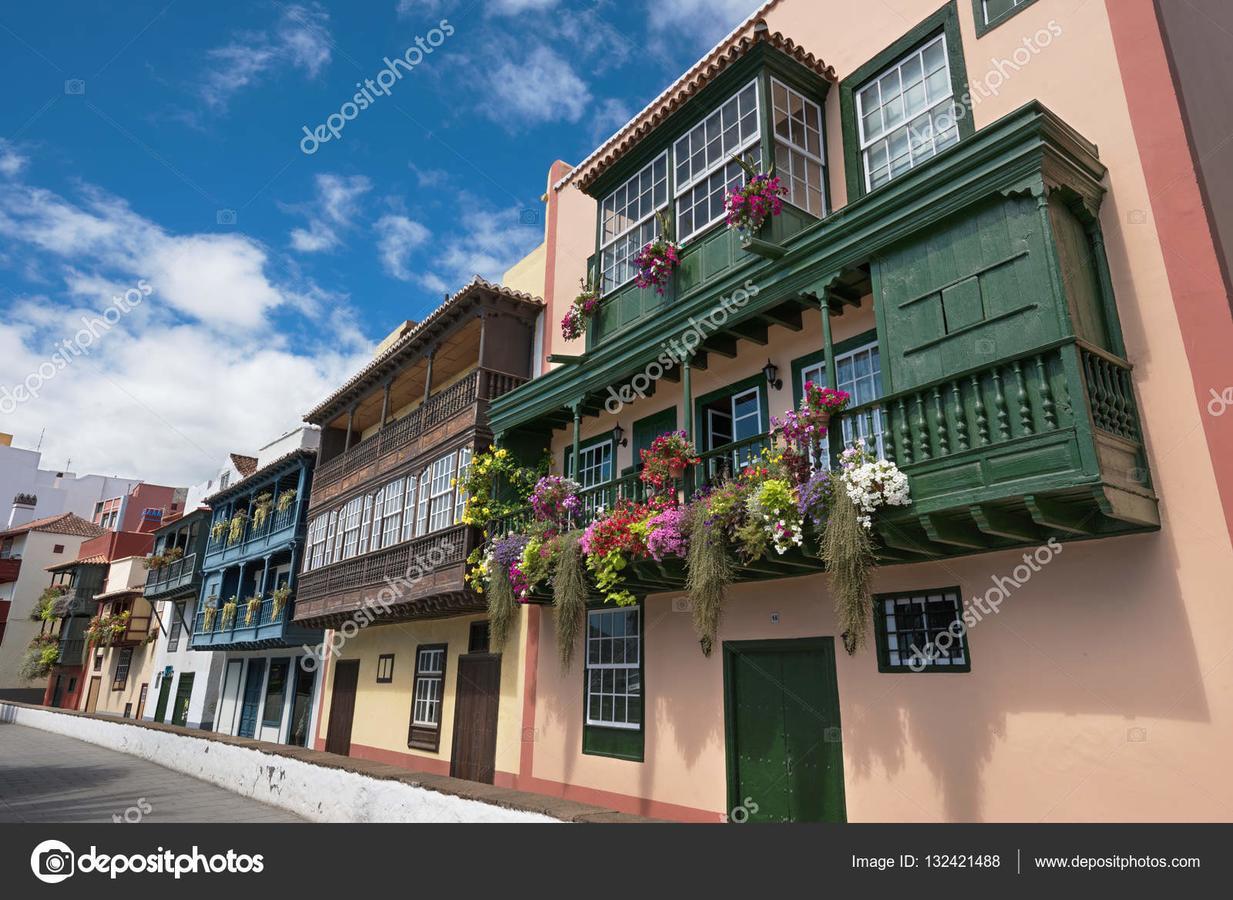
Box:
[0, 0, 763, 485]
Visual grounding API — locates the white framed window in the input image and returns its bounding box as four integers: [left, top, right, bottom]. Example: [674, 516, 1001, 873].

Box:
[325, 509, 339, 567]
[673, 80, 761, 241]
[370, 486, 387, 552]
[415, 467, 430, 536]
[382, 478, 405, 549]
[836, 341, 885, 457]
[771, 77, 825, 216]
[855, 33, 959, 191]
[359, 494, 374, 554]
[340, 496, 363, 560]
[411, 645, 446, 727]
[877, 588, 968, 670]
[402, 474, 419, 541]
[427, 452, 456, 533]
[307, 515, 328, 570]
[585, 606, 641, 729]
[568, 441, 612, 519]
[453, 448, 471, 525]
[599, 152, 669, 292]
[981, 0, 1029, 26]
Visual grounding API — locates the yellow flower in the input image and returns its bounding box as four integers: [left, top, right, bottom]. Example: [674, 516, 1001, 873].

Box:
[496, 449, 508, 458]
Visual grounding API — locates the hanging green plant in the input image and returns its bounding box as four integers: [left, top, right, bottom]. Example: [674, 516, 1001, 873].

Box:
[486, 557, 517, 650]
[220, 598, 238, 628]
[459, 446, 547, 530]
[252, 492, 273, 528]
[210, 520, 227, 542]
[276, 489, 298, 513]
[244, 595, 262, 625]
[822, 485, 876, 654]
[685, 502, 734, 657]
[18, 636, 60, 680]
[552, 531, 587, 669]
[30, 585, 67, 621]
[202, 605, 218, 631]
[227, 512, 247, 545]
[271, 585, 291, 621]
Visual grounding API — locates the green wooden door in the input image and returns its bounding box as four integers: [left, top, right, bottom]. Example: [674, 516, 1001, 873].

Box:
[724, 638, 846, 823]
[153, 673, 173, 723]
[171, 672, 194, 727]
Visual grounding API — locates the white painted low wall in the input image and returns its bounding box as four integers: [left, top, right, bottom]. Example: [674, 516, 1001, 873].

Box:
[1, 703, 558, 824]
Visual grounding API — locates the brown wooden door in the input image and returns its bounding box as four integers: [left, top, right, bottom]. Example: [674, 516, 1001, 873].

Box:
[84, 676, 101, 713]
[449, 654, 501, 784]
[325, 659, 360, 756]
[135, 683, 148, 720]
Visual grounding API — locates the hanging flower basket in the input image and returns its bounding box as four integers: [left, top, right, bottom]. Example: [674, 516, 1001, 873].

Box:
[633, 212, 680, 295]
[640, 431, 700, 491]
[724, 155, 786, 240]
[276, 489, 297, 513]
[561, 279, 601, 341]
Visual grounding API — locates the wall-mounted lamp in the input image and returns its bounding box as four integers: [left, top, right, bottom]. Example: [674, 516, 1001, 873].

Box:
[612, 423, 628, 448]
[763, 358, 783, 391]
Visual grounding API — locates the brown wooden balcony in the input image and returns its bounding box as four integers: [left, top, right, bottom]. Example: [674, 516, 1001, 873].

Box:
[0, 557, 20, 583]
[309, 368, 527, 509]
[292, 523, 479, 627]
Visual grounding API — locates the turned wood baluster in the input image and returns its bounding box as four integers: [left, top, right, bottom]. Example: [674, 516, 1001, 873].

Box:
[880, 406, 895, 464]
[898, 398, 913, 465]
[992, 367, 1011, 440]
[1012, 360, 1033, 435]
[1035, 354, 1057, 429]
[915, 394, 931, 460]
[1084, 352, 1109, 431]
[951, 380, 969, 451]
[1117, 366, 1136, 436]
[971, 374, 990, 446]
[932, 386, 949, 456]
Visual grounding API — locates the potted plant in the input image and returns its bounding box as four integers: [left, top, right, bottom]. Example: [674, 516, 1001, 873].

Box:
[724, 157, 787, 241]
[252, 492, 273, 528]
[244, 595, 262, 625]
[276, 489, 297, 513]
[529, 475, 582, 525]
[640, 431, 700, 490]
[271, 585, 291, 621]
[227, 511, 247, 545]
[561, 278, 601, 341]
[220, 597, 238, 628]
[210, 520, 227, 542]
[201, 603, 218, 632]
[633, 212, 680, 295]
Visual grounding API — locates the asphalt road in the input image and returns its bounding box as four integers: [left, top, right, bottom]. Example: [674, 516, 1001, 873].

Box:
[0, 722, 302, 823]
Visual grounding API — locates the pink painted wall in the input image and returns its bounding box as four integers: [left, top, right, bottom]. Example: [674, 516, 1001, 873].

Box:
[522, 0, 1233, 821]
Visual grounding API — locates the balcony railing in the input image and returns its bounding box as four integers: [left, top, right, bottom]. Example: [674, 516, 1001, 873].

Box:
[143, 552, 198, 597]
[0, 557, 20, 584]
[311, 368, 528, 497]
[58, 638, 85, 667]
[206, 502, 301, 558]
[191, 592, 320, 650]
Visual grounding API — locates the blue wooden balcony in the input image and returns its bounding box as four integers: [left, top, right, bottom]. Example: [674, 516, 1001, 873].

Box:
[203, 504, 302, 568]
[190, 594, 321, 651]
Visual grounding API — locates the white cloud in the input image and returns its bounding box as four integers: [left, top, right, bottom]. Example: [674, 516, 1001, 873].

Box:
[490, 0, 559, 13]
[417, 196, 540, 292]
[0, 177, 372, 486]
[0, 140, 28, 178]
[375, 214, 431, 281]
[484, 44, 591, 127]
[648, 0, 761, 31]
[200, 3, 333, 111]
[287, 173, 372, 253]
[0, 183, 283, 328]
[590, 97, 633, 146]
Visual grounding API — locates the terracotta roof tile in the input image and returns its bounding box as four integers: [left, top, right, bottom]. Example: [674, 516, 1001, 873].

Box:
[203, 448, 317, 505]
[46, 553, 109, 572]
[230, 454, 259, 477]
[0, 512, 106, 540]
[559, 12, 835, 194]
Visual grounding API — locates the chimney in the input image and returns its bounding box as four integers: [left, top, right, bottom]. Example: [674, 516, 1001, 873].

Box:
[8, 493, 37, 529]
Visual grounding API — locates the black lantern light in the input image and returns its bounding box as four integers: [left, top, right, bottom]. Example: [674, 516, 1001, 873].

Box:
[612, 423, 628, 448]
[763, 358, 782, 391]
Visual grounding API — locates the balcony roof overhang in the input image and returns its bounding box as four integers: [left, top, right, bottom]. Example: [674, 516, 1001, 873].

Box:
[491, 101, 1106, 435]
[202, 448, 315, 506]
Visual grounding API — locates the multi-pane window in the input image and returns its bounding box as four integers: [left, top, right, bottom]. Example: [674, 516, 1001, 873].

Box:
[674, 80, 761, 241]
[453, 448, 471, 525]
[359, 494, 374, 553]
[585, 607, 641, 729]
[327, 509, 341, 564]
[411, 646, 446, 726]
[112, 647, 133, 691]
[771, 78, 825, 217]
[855, 33, 959, 191]
[307, 514, 329, 569]
[402, 474, 419, 542]
[427, 453, 456, 532]
[600, 153, 669, 292]
[370, 485, 387, 553]
[340, 496, 364, 560]
[416, 467, 431, 536]
[376, 653, 395, 683]
[569, 441, 612, 519]
[836, 343, 885, 457]
[981, 0, 1030, 26]
[382, 478, 405, 549]
[876, 587, 969, 671]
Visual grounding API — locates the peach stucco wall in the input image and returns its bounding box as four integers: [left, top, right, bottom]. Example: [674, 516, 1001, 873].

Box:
[522, 0, 1233, 821]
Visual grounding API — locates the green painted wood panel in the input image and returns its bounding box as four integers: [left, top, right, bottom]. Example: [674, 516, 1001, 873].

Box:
[725, 639, 846, 823]
[1049, 196, 1112, 351]
[875, 194, 1062, 392]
